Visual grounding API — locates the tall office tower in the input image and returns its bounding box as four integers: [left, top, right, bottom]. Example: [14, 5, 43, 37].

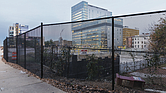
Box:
[71, 1, 123, 49]
[71, 1, 112, 21]
[8, 23, 29, 37]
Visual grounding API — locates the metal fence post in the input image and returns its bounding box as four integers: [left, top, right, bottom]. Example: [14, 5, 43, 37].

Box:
[67, 46, 71, 79]
[6, 37, 8, 62]
[41, 22, 43, 78]
[24, 34, 26, 69]
[16, 35, 18, 64]
[35, 37, 36, 63]
[3, 39, 6, 60]
[3, 40, 4, 59]
[51, 45, 53, 70]
[112, 17, 115, 90]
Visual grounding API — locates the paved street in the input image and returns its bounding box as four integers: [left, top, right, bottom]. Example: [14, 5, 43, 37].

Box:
[0, 50, 66, 93]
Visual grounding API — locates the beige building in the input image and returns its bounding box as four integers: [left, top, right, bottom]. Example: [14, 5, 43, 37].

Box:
[62, 40, 72, 46]
[123, 26, 139, 46]
[53, 37, 72, 47]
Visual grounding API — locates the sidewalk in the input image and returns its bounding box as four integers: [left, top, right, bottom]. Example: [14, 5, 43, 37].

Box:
[0, 50, 66, 93]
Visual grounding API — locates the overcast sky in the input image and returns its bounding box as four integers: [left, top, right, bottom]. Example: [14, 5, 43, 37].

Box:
[0, 0, 166, 45]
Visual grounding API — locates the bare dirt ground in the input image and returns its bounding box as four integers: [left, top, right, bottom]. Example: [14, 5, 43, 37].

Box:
[134, 66, 166, 91]
[2, 57, 165, 93]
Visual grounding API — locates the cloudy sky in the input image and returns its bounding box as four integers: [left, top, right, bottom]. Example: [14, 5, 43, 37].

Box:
[0, 0, 166, 45]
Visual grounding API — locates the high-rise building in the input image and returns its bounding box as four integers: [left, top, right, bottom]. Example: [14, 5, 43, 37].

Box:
[19, 24, 29, 34]
[71, 1, 123, 49]
[71, 1, 112, 21]
[8, 23, 29, 37]
[123, 26, 139, 46]
[9, 26, 15, 37]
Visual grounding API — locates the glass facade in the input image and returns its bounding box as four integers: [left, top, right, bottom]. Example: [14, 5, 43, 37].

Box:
[72, 19, 123, 49]
[71, 1, 88, 21]
[72, 20, 108, 48]
[71, 1, 123, 49]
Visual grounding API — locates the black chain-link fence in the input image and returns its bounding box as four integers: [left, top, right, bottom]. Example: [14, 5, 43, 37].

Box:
[3, 10, 166, 91]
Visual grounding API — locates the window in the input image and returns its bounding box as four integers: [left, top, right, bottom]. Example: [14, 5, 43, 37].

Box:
[144, 42, 146, 44]
[144, 45, 146, 47]
[138, 41, 139, 44]
[135, 45, 136, 48]
[138, 45, 139, 48]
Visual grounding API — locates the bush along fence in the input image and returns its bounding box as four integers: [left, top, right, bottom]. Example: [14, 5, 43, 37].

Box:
[3, 10, 166, 90]
[66, 55, 119, 79]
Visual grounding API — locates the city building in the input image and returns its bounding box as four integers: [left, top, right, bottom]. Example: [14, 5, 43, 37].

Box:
[126, 37, 132, 48]
[8, 23, 29, 37]
[126, 33, 150, 49]
[62, 40, 72, 46]
[9, 26, 15, 37]
[19, 24, 29, 34]
[50, 37, 72, 47]
[123, 26, 139, 46]
[71, 1, 112, 21]
[71, 1, 123, 50]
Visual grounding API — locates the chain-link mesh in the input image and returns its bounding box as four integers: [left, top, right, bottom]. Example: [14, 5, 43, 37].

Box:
[3, 11, 166, 91]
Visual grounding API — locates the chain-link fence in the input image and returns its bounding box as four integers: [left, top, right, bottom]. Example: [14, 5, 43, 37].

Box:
[3, 10, 166, 91]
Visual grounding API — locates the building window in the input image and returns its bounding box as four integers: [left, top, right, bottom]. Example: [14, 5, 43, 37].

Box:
[135, 45, 136, 48]
[144, 45, 146, 47]
[138, 41, 139, 44]
[138, 45, 139, 48]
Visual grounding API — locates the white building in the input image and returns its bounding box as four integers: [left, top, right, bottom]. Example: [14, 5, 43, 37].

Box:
[9, 26, 15, 37]
[132, 33, 150, 49]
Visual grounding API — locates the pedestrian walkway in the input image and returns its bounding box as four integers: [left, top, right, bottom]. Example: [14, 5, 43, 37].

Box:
[0, 50, 66, 93]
